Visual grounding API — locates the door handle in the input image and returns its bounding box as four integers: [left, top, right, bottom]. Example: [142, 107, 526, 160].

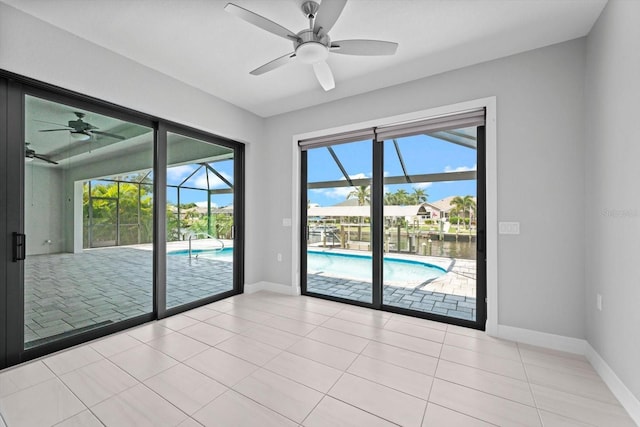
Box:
[12, 232, 26, 262]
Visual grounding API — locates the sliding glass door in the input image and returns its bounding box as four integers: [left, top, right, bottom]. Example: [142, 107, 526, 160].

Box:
[381, 127, 481, 322]
[22, 94, 155, 350]
[304, 139, 373, 304]
[0, 72, 244, 369]
[165, 131, 239, 310]
[301, 111, 486, 328]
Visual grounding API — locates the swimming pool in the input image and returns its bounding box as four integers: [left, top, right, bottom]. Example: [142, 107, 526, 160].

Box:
[307, 250, 446, 284]
[169, 247, 446, 284]
[168, 247, 234, 262]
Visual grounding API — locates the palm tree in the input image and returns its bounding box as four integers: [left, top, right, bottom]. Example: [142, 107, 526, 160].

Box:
[394, 189, 410, 205]
[466, 198, 477, 241]
[384, 192, 395, 205]
[449, 204, 463, 239]
[450, 196, 467, 233]
[450, 195, 476, 240]
[412, 187, 428, 204]
[347, 185, 370, 206]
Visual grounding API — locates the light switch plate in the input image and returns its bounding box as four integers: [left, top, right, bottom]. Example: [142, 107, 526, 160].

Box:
[499, 221, 520, 235]
[282, 218, 292, 227]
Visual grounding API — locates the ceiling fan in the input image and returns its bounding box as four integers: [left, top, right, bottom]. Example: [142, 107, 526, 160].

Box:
[38, 112, 125, 141]
[25, 143, 58, 165]
[225, 0, 398, 91]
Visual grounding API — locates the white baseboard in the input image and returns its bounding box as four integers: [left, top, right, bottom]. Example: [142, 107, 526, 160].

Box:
[244, 281, 298, 295]
[496, 324, 639, 425]
[496, 324, 587, 354]
[585, 344, 640, 426]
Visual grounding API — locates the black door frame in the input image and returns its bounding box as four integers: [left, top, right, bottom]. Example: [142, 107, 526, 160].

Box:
[159, 122, 245, 319]
[0, 70, 245, 369]
[301, 125, 487, 330]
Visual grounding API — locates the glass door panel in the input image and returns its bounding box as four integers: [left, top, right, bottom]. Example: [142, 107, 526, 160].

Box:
[382, 127, 479, 321]
[24, 94, 154, 349]
[305, 140, 373, 304]
[166, 132, 235, 309]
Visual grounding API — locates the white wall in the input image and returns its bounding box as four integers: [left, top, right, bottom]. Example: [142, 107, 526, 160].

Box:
[585, 0, 640, 401]
[0, 2, 266, 284]
[24, 164, 64, 255]
[261, 39, 587, 338]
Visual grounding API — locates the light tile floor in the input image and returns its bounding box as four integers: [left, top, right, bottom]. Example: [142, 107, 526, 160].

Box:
[0, 291, 636, 427]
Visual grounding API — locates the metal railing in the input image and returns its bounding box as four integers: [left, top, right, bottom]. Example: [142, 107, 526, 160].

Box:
[187, 232, 224, 258]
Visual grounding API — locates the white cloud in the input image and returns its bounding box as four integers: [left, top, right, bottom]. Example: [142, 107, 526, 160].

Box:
[167, 164, 232, 190]
[311, 186, 353, 200]
[167, 164, 196, 182]
[195, 200, 218, 208]
[412, 182, 432, 190]
[194, 170, 233, 189]
[444, 164, 477, 173]
[311, 172, 371, 202]
[342, 172, 369, 180]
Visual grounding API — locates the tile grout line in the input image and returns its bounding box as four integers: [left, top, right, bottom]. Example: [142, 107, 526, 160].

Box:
[517, 341, 545, 427]
[419, 323, 445, 427]
[300, 305, 407, 426]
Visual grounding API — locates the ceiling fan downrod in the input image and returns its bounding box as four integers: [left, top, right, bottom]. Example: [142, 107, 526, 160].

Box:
[302, 1, 320, 29]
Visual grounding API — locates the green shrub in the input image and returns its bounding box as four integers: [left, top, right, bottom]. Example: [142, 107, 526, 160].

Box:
[449, 217, 470, 225]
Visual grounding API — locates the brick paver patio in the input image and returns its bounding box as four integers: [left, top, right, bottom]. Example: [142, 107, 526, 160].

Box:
[307, 256, 477, 321]
[24, 247, 232, 347]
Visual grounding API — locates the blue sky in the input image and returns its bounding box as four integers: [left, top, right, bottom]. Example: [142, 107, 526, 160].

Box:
[308, 133, 477, 206]
[164, 132, 477, 208]
[166, 159, 234, 207]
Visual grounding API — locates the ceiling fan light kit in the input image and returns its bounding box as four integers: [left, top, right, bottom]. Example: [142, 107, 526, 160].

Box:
[296, 40, 328, 65]
[225, 0, 398, 91]
[70, 131, 91, 141]
[25, 143, 58, 165]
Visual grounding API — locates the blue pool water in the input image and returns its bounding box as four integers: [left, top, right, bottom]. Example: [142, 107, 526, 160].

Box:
[168, 247, 233, 262]
[307, 250, 446, 283]
[169, 248, 446, 283]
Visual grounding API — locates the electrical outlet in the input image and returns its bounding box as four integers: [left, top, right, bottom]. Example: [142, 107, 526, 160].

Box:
[277, 253, 282, 262]
[596, 294, 602, 311]
[499, 221, 520, 235]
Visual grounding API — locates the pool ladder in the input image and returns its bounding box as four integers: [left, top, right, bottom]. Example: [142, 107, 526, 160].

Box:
[187, 233, 224, 259]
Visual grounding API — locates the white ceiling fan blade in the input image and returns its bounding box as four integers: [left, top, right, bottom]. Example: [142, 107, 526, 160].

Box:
[312, 61, 335, 91]
[313, 0, 347, 36]
[330, 40, 398, 56]
[225, 3, 299, 42]
[250, 52, 296, 75]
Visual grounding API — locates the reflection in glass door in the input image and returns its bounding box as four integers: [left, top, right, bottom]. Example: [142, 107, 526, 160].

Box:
[1, 74, 245, 370]
[166, 132, 236, 309]
[23, 94, 154, 349]
[303, 139, 373, 304]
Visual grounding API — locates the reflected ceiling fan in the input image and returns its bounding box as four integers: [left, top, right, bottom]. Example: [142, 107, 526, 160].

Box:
[38, 112, 125, 141]
[25, 143, 58, 165]
[225, 0, 398, 91]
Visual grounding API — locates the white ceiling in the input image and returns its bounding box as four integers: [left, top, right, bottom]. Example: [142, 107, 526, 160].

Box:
[4, 0, 606, 117]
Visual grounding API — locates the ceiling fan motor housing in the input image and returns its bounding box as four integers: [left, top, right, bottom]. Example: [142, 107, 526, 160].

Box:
[295, 29, 330, 64]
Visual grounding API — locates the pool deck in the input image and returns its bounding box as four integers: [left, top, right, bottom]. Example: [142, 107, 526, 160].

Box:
[25, 245, 233, 346]
[24, 243, 476, 346]
[307, 250, 477, 321]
